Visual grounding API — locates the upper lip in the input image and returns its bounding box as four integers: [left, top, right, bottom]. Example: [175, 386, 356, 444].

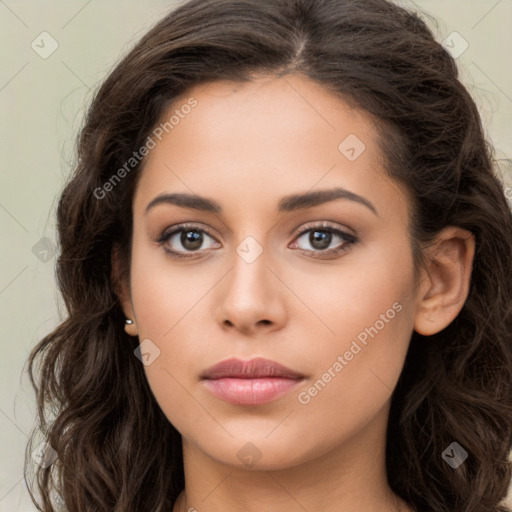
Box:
[200, 357, 305, 380]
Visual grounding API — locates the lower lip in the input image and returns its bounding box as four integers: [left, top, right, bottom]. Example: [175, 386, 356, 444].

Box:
[202, 377, 303, 405]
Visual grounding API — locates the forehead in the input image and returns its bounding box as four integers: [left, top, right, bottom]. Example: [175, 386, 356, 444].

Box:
[134, 74, 410, 225]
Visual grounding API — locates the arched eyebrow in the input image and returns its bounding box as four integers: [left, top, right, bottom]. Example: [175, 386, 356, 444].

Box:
[145, 187, 378, 216]
[278, 188, 378, 216]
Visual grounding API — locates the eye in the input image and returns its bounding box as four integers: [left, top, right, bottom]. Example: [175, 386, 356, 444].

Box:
[157, 222, 358, 260]
[157, 223, 220, 259]
[290, 223, 357, 259]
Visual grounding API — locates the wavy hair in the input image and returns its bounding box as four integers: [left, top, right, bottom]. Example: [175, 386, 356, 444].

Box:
[24, 0, 512, 510]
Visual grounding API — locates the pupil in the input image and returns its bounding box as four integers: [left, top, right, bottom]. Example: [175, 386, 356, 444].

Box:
[310, 230, 331, 250]
[181, 230, 202, 250]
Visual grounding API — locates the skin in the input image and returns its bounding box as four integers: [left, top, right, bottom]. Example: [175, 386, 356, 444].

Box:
[115, 73, 475, 512]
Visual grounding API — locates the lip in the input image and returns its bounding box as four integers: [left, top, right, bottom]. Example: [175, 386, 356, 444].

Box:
[200, 357, 305, 405]
[200, 357, 305, 380]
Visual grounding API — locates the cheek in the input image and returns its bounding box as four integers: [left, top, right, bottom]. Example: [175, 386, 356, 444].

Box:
[298, 235, 414, 353]
[301, 298, 410, 407]
[128, 244, 209, 433]
[129, 235, 211, 340]
[293, 239, 415, 415]
[143, 364, 207, 437]
[292, 300, 412, 451]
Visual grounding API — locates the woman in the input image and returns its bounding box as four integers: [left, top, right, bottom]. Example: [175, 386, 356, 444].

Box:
[24, 0, 512, 511]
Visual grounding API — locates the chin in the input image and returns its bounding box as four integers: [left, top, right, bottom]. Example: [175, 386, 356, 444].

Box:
[201, 437, 313, 471]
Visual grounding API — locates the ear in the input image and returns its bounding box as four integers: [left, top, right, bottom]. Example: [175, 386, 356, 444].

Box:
[414, 226, 475, 336]
[111, 243, 138, 337]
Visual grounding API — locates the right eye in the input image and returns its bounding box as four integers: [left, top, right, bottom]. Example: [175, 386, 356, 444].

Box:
[157, 223, 221, 259]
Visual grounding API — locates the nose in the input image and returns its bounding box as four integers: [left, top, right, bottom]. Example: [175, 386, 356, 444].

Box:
[214, 245, 287, 336]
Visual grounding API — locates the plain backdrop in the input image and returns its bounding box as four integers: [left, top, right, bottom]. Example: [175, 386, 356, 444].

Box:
[1, 1, 511, 510]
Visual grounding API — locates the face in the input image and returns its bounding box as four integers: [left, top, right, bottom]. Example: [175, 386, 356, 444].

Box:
[122, 73, 420, 470]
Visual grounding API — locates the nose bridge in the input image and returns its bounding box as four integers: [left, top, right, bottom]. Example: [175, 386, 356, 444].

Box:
[230, 233, 272, 300]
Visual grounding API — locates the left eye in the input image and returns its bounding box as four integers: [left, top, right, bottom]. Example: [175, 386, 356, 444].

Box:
[291, 227, 357, 256]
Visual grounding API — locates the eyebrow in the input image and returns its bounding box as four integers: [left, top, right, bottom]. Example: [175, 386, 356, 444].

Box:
[145, 187, 378, 216]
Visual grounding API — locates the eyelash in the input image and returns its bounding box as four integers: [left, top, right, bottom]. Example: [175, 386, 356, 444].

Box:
[156, 222, 358, 260]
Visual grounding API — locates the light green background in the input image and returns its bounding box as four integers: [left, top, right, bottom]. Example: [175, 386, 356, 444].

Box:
[1, 1, 511, 510]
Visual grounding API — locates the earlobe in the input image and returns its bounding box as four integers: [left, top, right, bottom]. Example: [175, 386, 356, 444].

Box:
[414, 226, 475, 336]
[124, 318, 138, 337]
[111, 244, 138, 336]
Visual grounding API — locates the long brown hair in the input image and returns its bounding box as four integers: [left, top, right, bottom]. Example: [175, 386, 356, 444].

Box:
[24, 0, 512, 510]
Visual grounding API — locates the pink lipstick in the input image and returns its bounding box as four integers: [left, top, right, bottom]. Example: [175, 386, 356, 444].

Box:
[200, 357, 305, 405]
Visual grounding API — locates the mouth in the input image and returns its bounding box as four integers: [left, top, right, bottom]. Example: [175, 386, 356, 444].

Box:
[200, 357, 306, 405]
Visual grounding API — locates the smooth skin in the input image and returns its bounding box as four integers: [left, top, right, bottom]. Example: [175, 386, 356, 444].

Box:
[114, 73, 475, 512]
